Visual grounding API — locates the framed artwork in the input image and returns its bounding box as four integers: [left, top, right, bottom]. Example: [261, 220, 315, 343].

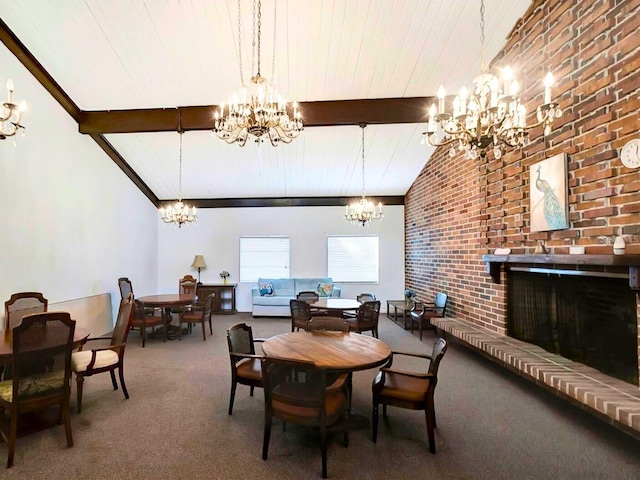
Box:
[529, 153, 569, 232]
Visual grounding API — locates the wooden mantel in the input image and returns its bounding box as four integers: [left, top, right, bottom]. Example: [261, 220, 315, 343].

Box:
[482, 254, 640, 290]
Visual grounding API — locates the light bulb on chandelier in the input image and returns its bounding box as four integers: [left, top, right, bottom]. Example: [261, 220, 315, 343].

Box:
[1, 78, 27, 145]
[345, 124, 383, 227]
[213, 0, 303, 147]
[422, 0, 562, 159]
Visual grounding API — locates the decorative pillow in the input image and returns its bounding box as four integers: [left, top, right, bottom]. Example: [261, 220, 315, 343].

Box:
[317, 283, 334, 297]
[258, 282, 274, 296]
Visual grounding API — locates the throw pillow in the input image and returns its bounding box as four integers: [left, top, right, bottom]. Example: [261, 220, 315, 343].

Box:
[317, 282, 334, 297]
[258, 282, 274, 296]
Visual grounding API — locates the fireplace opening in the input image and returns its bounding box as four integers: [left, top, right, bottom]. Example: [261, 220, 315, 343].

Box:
[507, 270, 638, 385]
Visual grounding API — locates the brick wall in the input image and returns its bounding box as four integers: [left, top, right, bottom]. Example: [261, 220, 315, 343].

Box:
[405, 0, 640, 334]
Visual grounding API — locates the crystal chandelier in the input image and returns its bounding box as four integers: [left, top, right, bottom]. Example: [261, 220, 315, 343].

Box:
[423, 0, 562, 160]
[1, 79, 27, 144]
[345, 124, 383, 227]
[159, 115, 197, 228]
[213, 0, 303, 147]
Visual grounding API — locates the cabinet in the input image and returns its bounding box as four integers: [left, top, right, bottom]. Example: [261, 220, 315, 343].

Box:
[196, 284, 237, 314]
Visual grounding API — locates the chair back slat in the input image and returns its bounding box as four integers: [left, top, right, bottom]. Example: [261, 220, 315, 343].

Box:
[227, 323, 255, 355]
[428, 337, 448, 376]
[118, 277, 133, 300]
[179, 275, 197, 295]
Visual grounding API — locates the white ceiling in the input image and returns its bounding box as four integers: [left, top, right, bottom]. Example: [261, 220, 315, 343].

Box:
[0, 0, 532, 201]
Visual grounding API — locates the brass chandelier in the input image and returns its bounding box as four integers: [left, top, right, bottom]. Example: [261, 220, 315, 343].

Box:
[345, 124, 383, 227]
[1, 79, 27, 143]
[159, 113, 197, 228]
[213, 0, 303, 147]
[423, 0, 562, 159]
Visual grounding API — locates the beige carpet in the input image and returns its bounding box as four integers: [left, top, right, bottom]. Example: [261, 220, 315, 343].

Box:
[3, 313, 640, 479]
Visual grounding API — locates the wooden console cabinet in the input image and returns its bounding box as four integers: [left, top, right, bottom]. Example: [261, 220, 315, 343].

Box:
[196, 283, 237, 314]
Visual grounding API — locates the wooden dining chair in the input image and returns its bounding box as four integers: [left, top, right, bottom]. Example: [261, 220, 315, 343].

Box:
[71, 294, 135, 413]
[226, 323, 264, 415]
[372, 337, 448, 454]
[0, 311, 75, 468]
[118, 277, 161, 345]
[410, 293, 448, 340]
[306, 317, 350, 332]
[346, 300, 381, 338]
[179, 293, 214, 341]
[290, 299, 313, 332]
[261, 357, 349, 479]
[4, 292, 48, 330]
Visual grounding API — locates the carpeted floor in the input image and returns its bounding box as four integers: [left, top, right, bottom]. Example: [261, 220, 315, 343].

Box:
[3, 313, 640, 479]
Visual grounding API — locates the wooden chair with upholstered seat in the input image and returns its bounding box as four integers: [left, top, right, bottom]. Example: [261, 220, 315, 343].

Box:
[226, 323, 265, 415]
[179, 293, 214, 341]
[261, 357, 349, 479]
[356, 293, 376, 303]
[306, 317, 350, 332]
[410, 293, 448, 340]
[0, 311, 75, 468]
[4, 292, 48, 330]
[71, 294, 135, 414]
[372, 337, 448, 454]
[174, 275, 198, 340]
[290, 299, 313, 332]
[118, 277, 163, 346]
[345, 300, 381, 338]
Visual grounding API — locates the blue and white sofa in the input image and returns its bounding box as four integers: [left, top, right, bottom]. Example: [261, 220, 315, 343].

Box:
[251, 277, 341, 317]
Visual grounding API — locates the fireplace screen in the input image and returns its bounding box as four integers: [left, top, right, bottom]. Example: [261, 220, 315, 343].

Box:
[507, 271, 638, 385]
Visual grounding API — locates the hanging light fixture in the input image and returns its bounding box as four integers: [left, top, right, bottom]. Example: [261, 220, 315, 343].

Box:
[1, 78, 27, 144]
[213, 0, 303, 147]
[423, 0, 562, 160]
[345, 124, 383, 227]
[159, 112, 197, 228]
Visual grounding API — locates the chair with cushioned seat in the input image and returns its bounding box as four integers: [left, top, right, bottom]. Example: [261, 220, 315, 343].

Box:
[118, 277, 163, 346]
[290, 299, 313, 332]
[345, 300, 381, 338]
[71, 294, 134, 413]
[0, 311, 75, 468]
[306, 317, 350, 332]
[226, 323, 265, 415]
[372, 337, 448, 454]
[4, 292, 48, 330]
[410, 293, 448, 341]
[179, 293, 214, 341]
[261, 356, 349, 479]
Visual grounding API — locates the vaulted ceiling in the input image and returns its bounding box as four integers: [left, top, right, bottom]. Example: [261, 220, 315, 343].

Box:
[0, 0, 531, 207]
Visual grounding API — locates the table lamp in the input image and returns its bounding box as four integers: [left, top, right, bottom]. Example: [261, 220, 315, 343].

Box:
[191, 255, 207, 284]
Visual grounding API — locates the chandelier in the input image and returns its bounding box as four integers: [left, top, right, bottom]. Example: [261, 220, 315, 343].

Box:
[213, 0, 303, 147]
[1, 79, 27, 143]
[345, 124, 383, 227]
[423, 0, 562, 160]
[159, 115, 197, 228]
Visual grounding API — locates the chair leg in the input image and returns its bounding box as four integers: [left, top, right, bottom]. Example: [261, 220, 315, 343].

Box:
[141, 326, 146, 348]
[250, 385, 255, 397]
[372, 402, 379, 443]
[262, 413, 272, 460]
[382, 404, 387, 417]
[208, 314, 213, 335]
[110, 370, 118, 390]
[228, 381, 237, 415]
[419, 320, 423, 341]
[320, 423, 328, 479]
[119, 365, 130, 399]
[62, 397, 74, 448]
[7, 408, 18, 468]
[76, 374, 85, 414]
[201, 321, 206, 341]
[425, 403, 436, 454]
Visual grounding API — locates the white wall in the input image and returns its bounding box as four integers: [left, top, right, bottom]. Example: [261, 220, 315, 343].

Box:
[0, 43, 158, 333]
[157, 206, 405, 312]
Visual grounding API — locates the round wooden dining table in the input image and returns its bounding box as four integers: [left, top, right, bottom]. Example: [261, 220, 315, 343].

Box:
[262, 330, 391, 372]
[0, 327, 90, 363]
[137, 294, 196, 340]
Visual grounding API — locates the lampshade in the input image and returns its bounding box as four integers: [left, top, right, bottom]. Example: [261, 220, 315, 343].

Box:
[191, 255, 206, 269]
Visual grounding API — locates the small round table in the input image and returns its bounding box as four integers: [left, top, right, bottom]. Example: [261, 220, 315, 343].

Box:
[0, 327, 90, 364]
[137, 294, 196, 340]
[309, 298, 361, 318]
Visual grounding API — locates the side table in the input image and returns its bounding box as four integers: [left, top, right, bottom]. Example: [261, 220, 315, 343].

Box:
[386, 300, 413, 329]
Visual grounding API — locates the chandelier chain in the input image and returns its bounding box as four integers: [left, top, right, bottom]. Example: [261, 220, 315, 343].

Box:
[480, 0, 485, 73]
[237, 0, 243, 85]
[178, 111, 183, 200]
[256, 0, 262, 75]
[361, 124, 366, 197]
[271, 0, 277, 81]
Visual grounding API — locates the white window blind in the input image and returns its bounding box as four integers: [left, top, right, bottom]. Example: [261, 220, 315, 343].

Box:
[240, 236, 290, 282]
[327, 235, 379, 283]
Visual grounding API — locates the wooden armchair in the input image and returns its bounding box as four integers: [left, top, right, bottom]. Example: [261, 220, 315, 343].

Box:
[4, 292, 48, 330]
[261, 357, 348, 479]
[226, 323, 265, 415]
[179, 293, 214, 341]
[306, 317, 350, 332]
[71, 294, 134, 413]
[346, 300, 381, 338]
[289, 299, 312, 332]
[0, 312, 75, 468]
[410, 293, 448, 340]
[372, 337, 448, 454]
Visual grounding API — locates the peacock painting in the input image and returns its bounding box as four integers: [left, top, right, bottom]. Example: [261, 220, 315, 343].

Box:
[529, 153, 569, 232]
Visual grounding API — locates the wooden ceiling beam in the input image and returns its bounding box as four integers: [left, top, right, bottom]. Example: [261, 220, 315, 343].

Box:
[171, 196, 405, 209]
[78, 97, 434, 134]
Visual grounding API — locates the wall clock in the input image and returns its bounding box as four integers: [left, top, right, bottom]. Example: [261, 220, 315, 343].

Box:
[621, 138, 640, 169]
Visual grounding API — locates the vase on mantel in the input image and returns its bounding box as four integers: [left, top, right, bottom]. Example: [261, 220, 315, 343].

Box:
[223, 277, 227, 285]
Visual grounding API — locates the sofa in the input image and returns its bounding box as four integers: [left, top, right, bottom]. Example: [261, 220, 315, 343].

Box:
[251, 277, 341, 317]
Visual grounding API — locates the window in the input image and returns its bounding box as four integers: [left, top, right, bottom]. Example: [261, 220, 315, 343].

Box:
[240, 236, 290, 282]
[327, 235, 379, 283]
